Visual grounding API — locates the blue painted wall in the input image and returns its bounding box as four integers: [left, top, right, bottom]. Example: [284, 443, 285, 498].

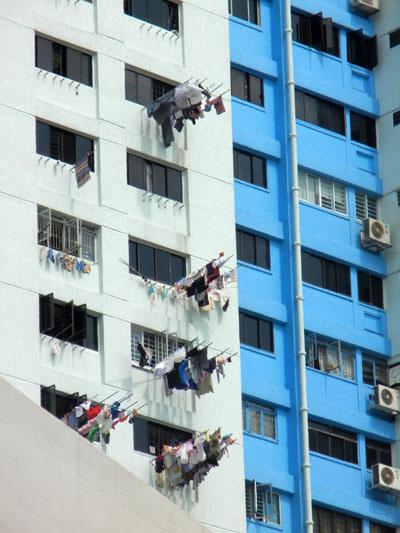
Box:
[230, 0, 399, 531]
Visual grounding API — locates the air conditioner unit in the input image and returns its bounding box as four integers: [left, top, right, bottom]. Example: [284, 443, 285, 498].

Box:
[360, 218, 391, 252]
[372, 385, 400, 415]
[372, 464, 400, 493]
[351, 0, 380, 15]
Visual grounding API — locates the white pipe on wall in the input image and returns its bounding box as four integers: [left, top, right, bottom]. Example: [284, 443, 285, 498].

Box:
[283, 0, 314, 531]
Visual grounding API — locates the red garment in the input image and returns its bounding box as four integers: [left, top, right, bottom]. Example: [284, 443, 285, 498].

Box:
[87, 405, 101, 421]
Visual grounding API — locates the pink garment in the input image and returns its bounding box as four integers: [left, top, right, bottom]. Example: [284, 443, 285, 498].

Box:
[78, 417, 97, 436]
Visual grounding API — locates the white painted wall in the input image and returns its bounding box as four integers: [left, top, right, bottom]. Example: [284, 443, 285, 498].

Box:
[0, 1, 245, 532]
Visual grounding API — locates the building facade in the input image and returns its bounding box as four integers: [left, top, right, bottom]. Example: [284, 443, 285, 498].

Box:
[230, 0, 400, 531]
[0, 2, 245, 533]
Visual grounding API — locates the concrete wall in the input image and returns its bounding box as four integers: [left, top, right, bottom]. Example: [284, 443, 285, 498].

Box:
[0, 2, 245, 532]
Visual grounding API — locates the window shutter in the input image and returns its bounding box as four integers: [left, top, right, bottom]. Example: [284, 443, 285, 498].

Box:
[333, 183, 346, 214]
[41, 384, 56, 415]
[40, 293, 55, 334]
[323, 18, 334, 53]
[320, 179, 333, 209]
[255, 484, 265, 521]
[245, 482, 254, 518]
[311, 13, 324, 48]
[133, 417, 150, 453]
[35, 36, 53, 72]
[367, 196, 377, 219]
[61, 300, 74, 340]
[73, 304, 87, 344]
[366, 36, 378, 69]
[355, 192, 366, 220]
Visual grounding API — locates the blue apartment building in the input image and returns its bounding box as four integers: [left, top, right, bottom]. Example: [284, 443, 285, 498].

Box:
[229, 0, 400, 531]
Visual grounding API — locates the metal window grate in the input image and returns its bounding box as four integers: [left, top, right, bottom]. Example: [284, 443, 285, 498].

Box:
[130, 325, 187, 367]
[355, 192, 377, 220]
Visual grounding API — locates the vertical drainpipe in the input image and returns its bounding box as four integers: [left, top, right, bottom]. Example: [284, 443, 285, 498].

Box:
[283, 1, 313, 531]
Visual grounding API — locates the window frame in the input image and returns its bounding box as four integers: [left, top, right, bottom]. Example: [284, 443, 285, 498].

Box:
[125, 67, 174, 106]
[231, 67, 264, 107]
[124, 0, 179, 32]
[295, 89, 345, 135]
[366, 438, 392, 469]
[389, 28, 400, 48]
[313, 505, 361, 533]
[370, 523, 396, 533]
[291, 10, 340, 58]
[305, 332, 355, 381]
[362, 357, 388, 387]
[347, 30, 378, 70]
[301, 250, 351, 297]
[350, 111, 377, 148]
[243, 400, 277, 440]
[239, 312, 274, 353]
[245, 481, 281, 525]
[354, 192, 378, 222]
[236, 228, 271, 270]
[228, 0, 260, 26]
[233, 148, 267, 188]
[133, 417, 192, 456]
[393, 111, 400, 127]
[357, 270, 384, 309]
[299, 171, 347, 215]
[309, 420, 359, 465]
[41, 385, 87, 420]
[131, 325, 187, 368]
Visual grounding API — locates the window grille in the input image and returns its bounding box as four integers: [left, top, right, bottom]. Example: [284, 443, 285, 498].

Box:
[245, 481, 281, 525]
[299, 172, 347, 215]
[355, 192, 377, 221]
[305, 333, 355, 380]
[131, 325, 187, 367]
[38, 206, 96, 261]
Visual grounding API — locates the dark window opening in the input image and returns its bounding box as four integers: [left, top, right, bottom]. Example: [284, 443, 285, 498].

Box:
[366, 438, 392, 469]
[350, 111, 376, 148]
[233, 148, 267, 187]
[124, 0, 179, 32]
[292, 11, 340, 57]
[36, 120, 94, 170]
[302, 251, 351, 296]
[125, 67, 174, 106]
[231, 67, 264, 107]
[39, 293, 98, 350]
[239, 312, 274, 352]
[309, 421, 358, 464]
[389, 28, 400, 48]
[127, 153, 182, 202]
[228, 0, 260, 25]
[129, 240, 185, 284]
[133, 417, 191, 456]
[35, 35, 92, 86]
[362, 358, 388, 386]
[236, 229, 270, 270]
[313, 506, 361, 533]
[347, 30, 378, 69]
[41, 385, 87, 420]
[371, 523, 396, 533]
[295, 90, 345, 135]
[357, 271, 383, 308]
[393, 111, 400, 127]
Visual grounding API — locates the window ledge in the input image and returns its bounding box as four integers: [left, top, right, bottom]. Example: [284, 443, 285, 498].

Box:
[40, 333, 98, 354]
[302, 281, 353, 303]
[306, 365, 357, 385]
[299, 199, 349, 220]
[237, 260, 272, 275]
[310, 451, 361, 470]
[235, 177, 269, 193]
[241, 343, 275, 359]
[293, 41, 342, 63]
[243, 430, 278, 445]
[246, 518, 282, 530]
[231, 96, 266, 113]
[131, 362, 154, 373]
[350, 139, 378, 153]
[124, 15, 181, 38]
[349, 63, 373, 76]
[296, 119, 346, 141]
[357, 301, 385, 314]
[229, 15, 263, 33]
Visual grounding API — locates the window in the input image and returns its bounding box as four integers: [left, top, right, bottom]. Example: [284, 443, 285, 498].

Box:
[236, 229, 270, 270]
[239, 312, 274, 352]
[397, 190, 400, 207]
[302, 251, 351, 296]
[37, 206, 96, 261]
[347, 30, 378, 69]
[124, 0, 179, 32]
[366, 438, 392, 469]
[393, 111, 400, 127]
[299, 172, 347, 214]
[309, 421, 358, 464]
[125, 67, 174, 106]
[362, 358, 388, 386]
[228, 0, 259, 25]
[231, 67, 264, 106]
[39, 293, 98, 350]
[357, 271, 383, 308]
[41, 385, 87, 419]
[35, 35, 93, 86]
[350, 111, 377, 148]
[306, 333, 355, 380]
[355, 192, 377, 221]
[131, 325, 187, 367]
[291, 11, 340, 57]
[390, 28, 400, 48]
[295, 90, 345, 135]
[242, 400, 276, 439]
[129, 239, 185, 285]
[245, 481, 281, 525]
[36, 120, 94, 170]
[370, 523, 396, 533]
[133, 417, 191, 456]
[233, 148, 267, 188]
[127, 153, 182, 202]
[313, 506, 361, 533]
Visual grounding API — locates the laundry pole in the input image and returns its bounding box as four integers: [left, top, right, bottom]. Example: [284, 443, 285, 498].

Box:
[283, 0, 313, 531]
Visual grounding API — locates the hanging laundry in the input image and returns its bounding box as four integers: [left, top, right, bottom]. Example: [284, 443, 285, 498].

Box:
[206, 94, 226, 115]
[74, 153, 91, 188]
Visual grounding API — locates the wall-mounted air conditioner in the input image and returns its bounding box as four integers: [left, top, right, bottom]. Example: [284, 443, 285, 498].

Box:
[351, 0, 380, 15]
[372, 464, 400, 493]
[360, 218, 391, 252]
[372, 385, 400, 415]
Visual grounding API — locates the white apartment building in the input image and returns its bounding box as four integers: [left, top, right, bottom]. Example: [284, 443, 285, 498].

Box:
[0, 1, 245, 532]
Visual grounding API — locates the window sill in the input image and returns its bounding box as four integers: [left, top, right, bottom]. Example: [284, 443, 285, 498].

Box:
[36, 67, 93, 89]
[302, 281, 353, 303]
[349, 63, 373, 75]
[128, 184, 184, 207]
[293, 41, 342, 63]
[310, 451, 361, 470]
[234, 177, 269, 193]
[243, 430, 278, 445]
[358, 301, 385, 313]
[299, 199, 349, 220]
[237, 260, 272, 275]
[350, 139, 378, 153]
[131, 362, 154, 373]
[241, 343, 275, 359]
[37, 154, 95, 174]
[232, 96, 266, 113]
[124, 14, 180, 38]
[40, 333, 98, 354]
[296, 119, 346, 141]
[306, 365, 357, 385]
[246, 518, 282, 530]
[229, 15, 263, 33]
